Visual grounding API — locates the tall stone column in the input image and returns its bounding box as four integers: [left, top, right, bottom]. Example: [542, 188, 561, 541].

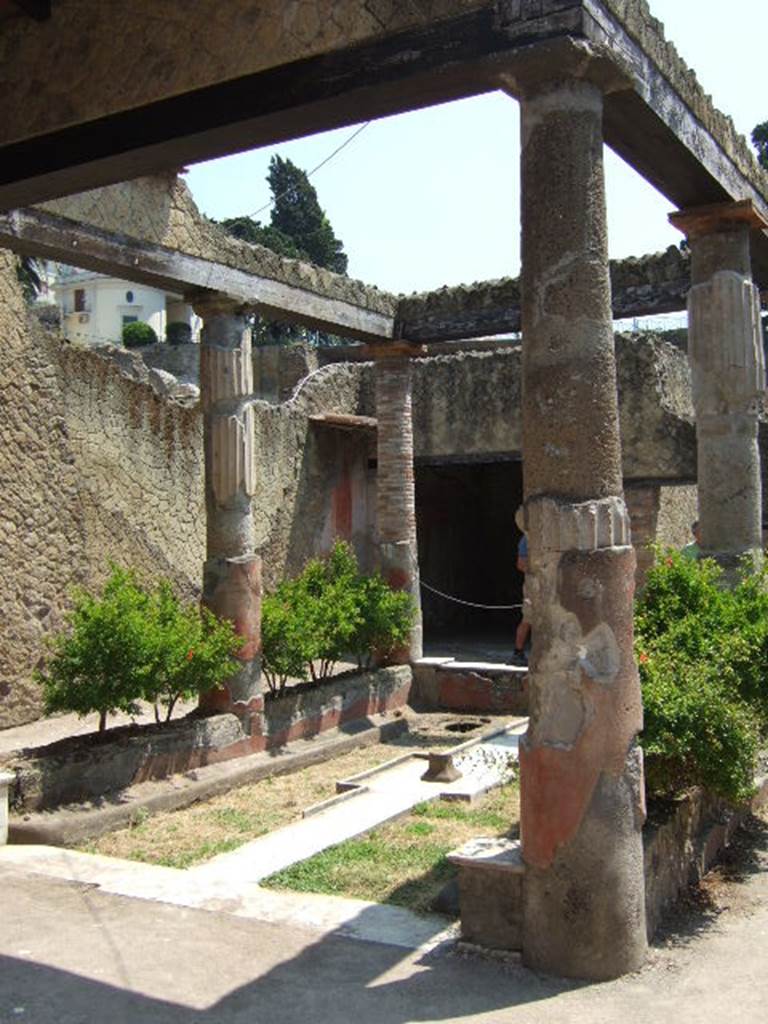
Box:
[669, 201, 767, 573]
[194, 293, 262, 718]
[373, 348, 423, 662]
[517, 75, 646, 979]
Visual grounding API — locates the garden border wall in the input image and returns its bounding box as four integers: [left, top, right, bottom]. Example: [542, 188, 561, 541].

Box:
[4, 666, 412, 814]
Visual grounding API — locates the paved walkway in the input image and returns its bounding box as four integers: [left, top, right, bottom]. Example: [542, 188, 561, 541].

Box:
[2, 833, 767, 1024]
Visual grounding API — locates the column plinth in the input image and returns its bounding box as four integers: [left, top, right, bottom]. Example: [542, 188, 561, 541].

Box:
[518, 76, 646, 980]
[374, 352, 422, 662]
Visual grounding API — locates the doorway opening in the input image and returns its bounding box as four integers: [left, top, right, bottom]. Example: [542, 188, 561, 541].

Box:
[415, 457, 524, 655]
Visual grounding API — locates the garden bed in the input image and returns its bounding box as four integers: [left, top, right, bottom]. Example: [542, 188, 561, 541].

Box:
[4, 665, 412, 813]
[82, 712, 512, 868]
[262, 784, 520, 915]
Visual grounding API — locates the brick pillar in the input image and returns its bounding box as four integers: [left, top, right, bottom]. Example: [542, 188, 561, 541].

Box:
[670, 201, 767, 575]
[625, 484, 661, 588]
[193, 293, 262, 719]
[517, 74, 646, 979]
[374, 350, 423, 661]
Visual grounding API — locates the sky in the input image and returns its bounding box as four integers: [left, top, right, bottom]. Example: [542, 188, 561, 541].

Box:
[185, 1, 767, 295]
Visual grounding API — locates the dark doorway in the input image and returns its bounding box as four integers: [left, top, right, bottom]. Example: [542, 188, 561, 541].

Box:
[415, 458, 524, 645]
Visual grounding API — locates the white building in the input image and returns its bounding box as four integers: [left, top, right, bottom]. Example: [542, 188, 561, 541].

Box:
[54, 266, 201, 347]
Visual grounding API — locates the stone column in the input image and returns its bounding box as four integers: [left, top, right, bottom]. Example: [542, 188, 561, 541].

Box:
[373, 348, 423, 662]
[517, 75, 646, 979]
[193, 293, 262, 718]
[669, 201, 767, 573]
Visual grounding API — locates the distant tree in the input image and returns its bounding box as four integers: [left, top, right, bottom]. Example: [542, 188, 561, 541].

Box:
[752, 120, 768, 170]
[16, 255, 41, 303]
[219, 156, 350, 347]
[267, 156, 348, 273]
[218, 215, 304, 262]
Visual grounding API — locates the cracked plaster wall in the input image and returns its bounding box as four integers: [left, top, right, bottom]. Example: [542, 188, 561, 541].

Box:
[0, 0, 483, 147]
[0, 251, 204, 729]
[40, 175, 395, 317]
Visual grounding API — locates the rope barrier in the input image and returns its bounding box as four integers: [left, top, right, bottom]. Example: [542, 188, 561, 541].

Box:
[420, 580, 522, 611]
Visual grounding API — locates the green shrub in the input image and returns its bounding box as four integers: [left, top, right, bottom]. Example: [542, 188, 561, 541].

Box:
[166, 321, 192, 345]
[139, 579, 243, 722]
[122, 321, 158, 348]
[638, 649, 759, 803]
[350, 574, 414, 670]
[261, 541, 415, 694]
[635, 547, 768, 801]
[36, 567, 242, 731]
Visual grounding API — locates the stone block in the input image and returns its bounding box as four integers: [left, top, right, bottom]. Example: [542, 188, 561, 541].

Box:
[448, 837, 525, 951]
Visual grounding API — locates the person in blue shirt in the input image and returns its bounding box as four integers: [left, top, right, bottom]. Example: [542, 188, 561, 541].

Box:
[512, 508, 530, 666]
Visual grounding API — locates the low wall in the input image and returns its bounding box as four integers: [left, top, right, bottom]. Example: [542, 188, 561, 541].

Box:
[255, 664, 412, 749]
[411, 662, 528, 716]
[5, 665, 412, 813]
[643, 776, 768, 938]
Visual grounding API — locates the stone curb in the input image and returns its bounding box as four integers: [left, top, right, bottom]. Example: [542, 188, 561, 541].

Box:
[8, 714, 408, 848]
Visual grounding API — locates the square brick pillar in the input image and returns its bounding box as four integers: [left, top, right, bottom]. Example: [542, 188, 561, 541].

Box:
[511, 60, 647, 980]
[192, 292, 262, 720]
[373, 348, 423, 662]
[670, 201, 767, 575]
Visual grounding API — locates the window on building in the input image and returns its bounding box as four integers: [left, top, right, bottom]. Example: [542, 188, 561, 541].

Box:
[122, 315, 138, 326]
[125, 290, 134, 303]
[74, 288, 86, 312]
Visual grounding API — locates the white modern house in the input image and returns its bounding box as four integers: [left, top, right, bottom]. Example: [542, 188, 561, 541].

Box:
[54, 265, 201, 346]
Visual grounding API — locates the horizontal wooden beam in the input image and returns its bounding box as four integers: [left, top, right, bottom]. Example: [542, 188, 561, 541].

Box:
[396, 269, 691, 343]
[0, 208, 396, 344]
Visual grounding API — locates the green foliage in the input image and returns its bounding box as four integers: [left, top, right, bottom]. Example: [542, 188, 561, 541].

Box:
[219, 155, 349, 348]
[36, 567, 242, 731]
[752, 120, 768, 170]
[15, 255, 41, 303]
[350, 574, 415, 671]
[261, 541, 415, 694]
[639, 653, 759, 803]
[37, 567, 154, 732]
[122, 321, 158, 348]
[139, 579, 243, 722]
[635, 548, 768, 801]
[219, 215, 304, 262]
[165, 321, 192, 345]
[268, 156, 348, 273]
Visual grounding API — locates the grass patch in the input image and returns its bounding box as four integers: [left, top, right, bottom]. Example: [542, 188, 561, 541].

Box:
[262, 783, 520, 915]
[82, 737, 441, 869]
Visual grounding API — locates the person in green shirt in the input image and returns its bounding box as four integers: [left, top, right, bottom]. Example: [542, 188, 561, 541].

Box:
[681, 520, 701, 560]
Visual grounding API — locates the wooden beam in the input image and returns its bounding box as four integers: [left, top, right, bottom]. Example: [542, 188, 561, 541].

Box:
[0, 208, 395, 344]
[395, 271, 691, 343]
[0, 6, 581, 210]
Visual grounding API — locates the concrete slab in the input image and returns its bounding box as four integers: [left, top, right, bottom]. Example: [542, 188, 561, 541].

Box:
[2, 844, 768, 1023]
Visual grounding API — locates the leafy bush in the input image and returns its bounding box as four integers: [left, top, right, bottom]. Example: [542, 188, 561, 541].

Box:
[37, 567, 152, 732]
[166, 321, 192, 345]
[36, 567, 242, 731]
[139, 579, 243, 722]
[261, 541, 415, 694]
[639, 650, 759, 803]
[122, 321, 158, 348]
[635, 548, 768, 801]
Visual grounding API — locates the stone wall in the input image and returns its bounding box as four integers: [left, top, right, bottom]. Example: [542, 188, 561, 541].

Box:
[1, 1, 481, 149]
[0, 282, 377, 727]
[0, 283, 714, 730]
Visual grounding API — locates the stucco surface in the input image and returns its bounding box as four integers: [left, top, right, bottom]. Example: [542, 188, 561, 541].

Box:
[40, 175, 397, 317]
[602, 0, 768, 202]
[0, 252, 203, 729]
[0, 302, 721, 731]
[0, 0, 484, 146]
